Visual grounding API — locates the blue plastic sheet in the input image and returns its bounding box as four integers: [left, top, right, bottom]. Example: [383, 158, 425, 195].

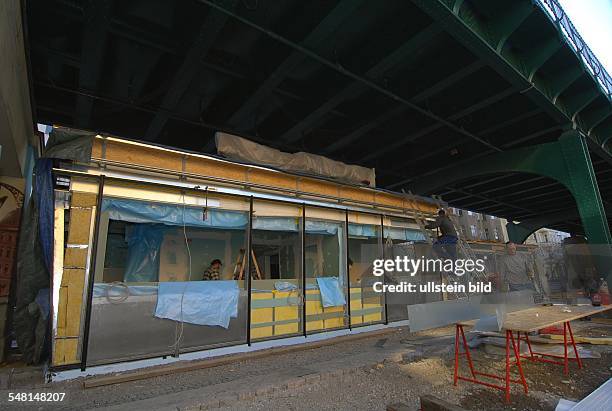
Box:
[316, 277, 346, 307]
[102, 198, 248, 229]
[253, 216, 298, 232]
[305, 220, 339, 235]
[385, 227, 426, 242]
[155, 281, 239, 328]
[93, 283, 159, 298]
[124, 224, 164, 282]
[35, 159, 54, 272]
[348, 223, 378, 238]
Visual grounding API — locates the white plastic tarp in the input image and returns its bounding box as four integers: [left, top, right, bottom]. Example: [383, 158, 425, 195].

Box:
[216, 132, 376, 187]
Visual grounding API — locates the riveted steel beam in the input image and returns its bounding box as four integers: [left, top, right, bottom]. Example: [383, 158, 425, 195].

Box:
[144, 0, 237, 142]
[411, 0, 570, 126]
[199, 0, 502, 152]
[280, 24, 444, 143]
[226, 0, 368, 129]
[75, 0, 114, 128]
[324, 61, 484, 154]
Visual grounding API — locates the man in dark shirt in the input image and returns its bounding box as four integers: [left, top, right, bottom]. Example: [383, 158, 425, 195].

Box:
[425, 209, 458, 260]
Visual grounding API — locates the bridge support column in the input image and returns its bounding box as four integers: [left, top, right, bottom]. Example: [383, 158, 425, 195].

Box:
[411, 131, 610, 245]
[557, 131, 611, 245]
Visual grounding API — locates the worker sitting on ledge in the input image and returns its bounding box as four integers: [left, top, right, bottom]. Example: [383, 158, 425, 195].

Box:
[203, 259, 223, 280]
[424, 209, 458, 261]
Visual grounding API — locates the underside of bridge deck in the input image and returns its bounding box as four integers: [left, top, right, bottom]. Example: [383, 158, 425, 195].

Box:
[26, 0, 612, 237]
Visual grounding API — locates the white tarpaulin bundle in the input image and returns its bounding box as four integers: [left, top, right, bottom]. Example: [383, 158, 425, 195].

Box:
[215, 132, 376, 187]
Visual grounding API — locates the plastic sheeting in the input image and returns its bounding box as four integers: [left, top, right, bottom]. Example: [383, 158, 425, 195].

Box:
[35, 159, 54, 272]
[13, 197, 50, 364]
[316, 277, 346, 307]
[102, 198, 248, 229]
[385, 227, 426, 242]
[93, 283, 158, 298]
[44, 128, 95, 162]
[154, 281, 239, 328]
[216, 132, 376, 187]
[124, 224, 165, 282]
[348, 223, 379, 238]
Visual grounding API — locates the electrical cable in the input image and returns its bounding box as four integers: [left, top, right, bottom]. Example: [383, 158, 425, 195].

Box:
[169, 190, 193, 354]
[105, 281, 130, 304]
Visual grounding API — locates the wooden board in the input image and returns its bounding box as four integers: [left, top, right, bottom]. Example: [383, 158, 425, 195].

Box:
[91, 137, 439, 215]
[501, 305, 612, 332]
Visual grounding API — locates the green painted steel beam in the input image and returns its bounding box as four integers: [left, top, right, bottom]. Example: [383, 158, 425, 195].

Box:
[506, 207, 586, 243]
[412, 0, 569, 129]
[489, 2, 535, 52]
[559, 131, 611, 244]
[584, 109, 612, 135]
[410, 131, 611, 245]
[565, 88, 600, 121]
[524, 37, 563, 81]
[547, 65, 584, 102]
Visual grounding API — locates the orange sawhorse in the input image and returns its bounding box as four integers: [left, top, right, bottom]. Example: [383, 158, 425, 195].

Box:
[516, 321, 582, 375]
[453, 323, 528, 403]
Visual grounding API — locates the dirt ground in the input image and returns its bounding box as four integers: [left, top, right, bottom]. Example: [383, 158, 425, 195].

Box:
[236, 323, 612, 411]
[1, 322, 611, 410]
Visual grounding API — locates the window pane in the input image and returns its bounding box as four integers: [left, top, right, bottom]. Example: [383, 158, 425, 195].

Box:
[305, 207, 347, 333]
[348, 212, 384, 327]
[250, 200, 302, 340]
[87, 190, 249, 365]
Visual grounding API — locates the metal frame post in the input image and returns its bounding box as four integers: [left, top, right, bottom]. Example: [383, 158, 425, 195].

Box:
[80, 174, 105, 370]
[380, 214, 388, 325]
[246, 196, 253, 346]
[301, 204, 307, 337]
[345, 210, 351, 330]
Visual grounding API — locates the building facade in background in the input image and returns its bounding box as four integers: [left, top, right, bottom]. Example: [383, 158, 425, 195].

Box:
[448, 208, 509, 243]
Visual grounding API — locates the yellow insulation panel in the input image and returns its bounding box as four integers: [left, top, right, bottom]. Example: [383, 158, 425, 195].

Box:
[53, 338, 79, 366]
[90, 137, 438, 215]
[67, 208, 93, 244]
[273, 291, 299, 335]
[64, 248, 88, 268]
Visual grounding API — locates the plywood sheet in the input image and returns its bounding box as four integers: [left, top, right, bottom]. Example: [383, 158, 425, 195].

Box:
[186, 159, 247, 182]
[106, 140, 183, 172]
[249, 169, 297, 191]
[298, 179, 339, 198]
[340, 186, 375, 203]
[89, 137, 439, 216]
[502, 305, 612, 332]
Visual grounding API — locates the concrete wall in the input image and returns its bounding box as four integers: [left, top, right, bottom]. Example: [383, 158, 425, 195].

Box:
[0, 0, 36, 178]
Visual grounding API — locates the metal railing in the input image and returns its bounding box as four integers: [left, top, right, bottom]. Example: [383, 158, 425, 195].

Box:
[535, 0, 612, 101]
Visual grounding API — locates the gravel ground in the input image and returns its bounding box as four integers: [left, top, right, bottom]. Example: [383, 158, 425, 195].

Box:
[2, 323, 611, 410]
[219, 324, 612, 411]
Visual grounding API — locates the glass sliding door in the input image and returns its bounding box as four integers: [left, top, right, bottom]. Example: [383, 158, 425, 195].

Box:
[250, 200, 303, 340]
[86, 184, 249, 365]
[347, 212, 384, 327]
[304, 207, 348, 333]
[383, 217, 428, 322]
